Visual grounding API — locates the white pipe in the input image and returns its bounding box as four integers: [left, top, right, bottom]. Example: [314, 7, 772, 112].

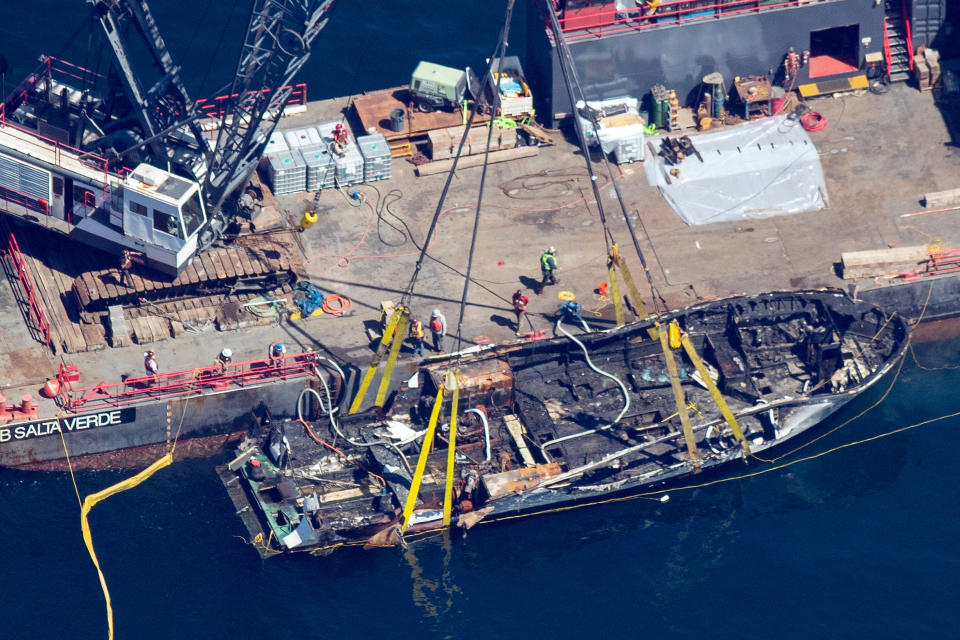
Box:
[465, 408, 491, 462]
[538, 319, 631, 453]
[301, 368, 414, 474]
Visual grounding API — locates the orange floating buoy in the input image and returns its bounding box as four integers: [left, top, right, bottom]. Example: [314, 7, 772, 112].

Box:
[42, 379, 61, 398]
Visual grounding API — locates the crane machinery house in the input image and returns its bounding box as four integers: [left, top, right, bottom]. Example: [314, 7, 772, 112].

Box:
[0, 120, 205, 275]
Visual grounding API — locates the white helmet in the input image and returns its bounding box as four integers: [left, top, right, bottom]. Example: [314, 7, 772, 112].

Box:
[432, 309, 440, 316]
[548, 246, 556, 254]
[220, 348, 232, 359]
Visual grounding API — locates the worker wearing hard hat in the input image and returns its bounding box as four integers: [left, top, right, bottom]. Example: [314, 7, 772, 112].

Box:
[540, 246, 559, 291]
[216, 348, 233, 373]
[429, 309, 447, 353]
[143, 350, 158, 378]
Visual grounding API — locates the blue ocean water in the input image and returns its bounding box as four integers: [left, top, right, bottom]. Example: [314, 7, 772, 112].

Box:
[0, 3, 959, 638]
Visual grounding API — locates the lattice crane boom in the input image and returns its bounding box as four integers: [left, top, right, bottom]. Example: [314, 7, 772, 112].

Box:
[203, 0, 333, 213]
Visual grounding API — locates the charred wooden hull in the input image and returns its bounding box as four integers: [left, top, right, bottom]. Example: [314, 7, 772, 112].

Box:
[219, 290, 910, 558]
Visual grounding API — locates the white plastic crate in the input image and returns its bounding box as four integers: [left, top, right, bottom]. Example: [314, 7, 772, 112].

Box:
[265, 151, 306, 195]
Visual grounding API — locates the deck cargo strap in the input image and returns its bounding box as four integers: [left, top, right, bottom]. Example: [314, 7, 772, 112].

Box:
[680, 330, 751, 456]
[401, 383, 445, 532]
[350, 306, 410, 414]
[658, 323, 701, 470]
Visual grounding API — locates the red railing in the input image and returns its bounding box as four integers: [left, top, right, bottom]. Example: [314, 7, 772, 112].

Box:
[555, 0, 825, 41]
[59, 351, 321, 412]
[882, 18, 893, 77]
[1, 221, 52, 345]
[901, 0, 914, 71]
[194, 82, 308, 119]
[0, 102, 109, 175]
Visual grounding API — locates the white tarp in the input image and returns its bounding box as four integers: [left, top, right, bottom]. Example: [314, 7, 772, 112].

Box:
[644, 115, 829, 225]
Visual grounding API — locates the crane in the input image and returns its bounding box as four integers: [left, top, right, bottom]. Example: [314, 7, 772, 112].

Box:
[0, 0, 334, 275]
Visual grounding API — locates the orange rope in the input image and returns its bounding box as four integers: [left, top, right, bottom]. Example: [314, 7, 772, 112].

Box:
[322, 294, 352, 316]
[296, 419, 385, 487]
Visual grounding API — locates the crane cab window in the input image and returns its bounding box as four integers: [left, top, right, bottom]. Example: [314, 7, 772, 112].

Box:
[181, 192, 205, 237]
[153, 209, 182, 238]
[129, 201, 148, 216]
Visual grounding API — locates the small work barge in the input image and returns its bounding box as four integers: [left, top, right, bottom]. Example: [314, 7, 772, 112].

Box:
[218, 289, 909, 558]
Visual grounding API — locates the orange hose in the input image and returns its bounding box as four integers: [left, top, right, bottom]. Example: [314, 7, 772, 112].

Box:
[322, 294, 352, 316]
[296, 418, 385, 487]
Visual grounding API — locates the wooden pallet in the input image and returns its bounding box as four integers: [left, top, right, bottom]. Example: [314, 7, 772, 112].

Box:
[353, 87, 490, 158]
[72, 230, 304, 311]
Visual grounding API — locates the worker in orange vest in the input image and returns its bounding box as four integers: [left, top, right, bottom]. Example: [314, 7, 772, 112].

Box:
[429, 309, 446, 353]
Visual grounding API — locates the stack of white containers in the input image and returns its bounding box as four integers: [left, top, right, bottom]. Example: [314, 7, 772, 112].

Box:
[263, 131, 307, 196]
[300, 146, 337, 191]
[357, 134, 392, 182]
[317, 120, 363, 186]
[262, 121, 391, 195]
[265, 151, 306, 196]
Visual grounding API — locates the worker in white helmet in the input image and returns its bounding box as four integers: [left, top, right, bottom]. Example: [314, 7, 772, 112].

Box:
[429, 309, 447, 353]
[143, 350, 158, 379]
[216, 348, 233, 373]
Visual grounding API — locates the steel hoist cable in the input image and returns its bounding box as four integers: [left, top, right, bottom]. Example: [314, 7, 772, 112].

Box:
[453, 0, 516, 354]
[542, 2, 666, 313]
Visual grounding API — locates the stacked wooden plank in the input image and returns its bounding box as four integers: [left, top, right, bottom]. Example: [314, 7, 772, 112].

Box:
[427, 125, 518, 160]
[841, 246, 928, 279]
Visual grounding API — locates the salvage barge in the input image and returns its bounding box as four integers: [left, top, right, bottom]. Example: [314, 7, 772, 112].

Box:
[0, 351, 334, 470]
[219, 289, 909, 557]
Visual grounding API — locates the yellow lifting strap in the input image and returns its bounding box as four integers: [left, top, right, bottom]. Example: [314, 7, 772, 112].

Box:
[349, 306, 408, 414]
[442, 371, 460, 527]
[401, 382, 445, 532]
[81, 452, 174, 640]
[658, 324, 701, 470]
[610, 248, 657, 340]
[608, 262, 625, 327]
[680, 331, 751, 456]
[374, 309, 410, 407]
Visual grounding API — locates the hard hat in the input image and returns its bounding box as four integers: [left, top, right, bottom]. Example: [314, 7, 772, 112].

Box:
[432, 309, 440, 316]
[548, 246, 556, 254]
[220, 348, 232, 359]
[143, 351, 153, 357]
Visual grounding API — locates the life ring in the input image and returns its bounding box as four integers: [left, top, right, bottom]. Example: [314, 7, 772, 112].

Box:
[558, 290, 576, 301]
[322, 294, 353, 316]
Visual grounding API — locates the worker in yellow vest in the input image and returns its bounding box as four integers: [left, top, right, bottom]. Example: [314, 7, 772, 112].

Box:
[409, 317, 425, 358]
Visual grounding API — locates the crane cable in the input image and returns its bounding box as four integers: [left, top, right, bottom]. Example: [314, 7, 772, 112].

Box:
[453, 0, 515, 354]
[543, 2, 665, 314]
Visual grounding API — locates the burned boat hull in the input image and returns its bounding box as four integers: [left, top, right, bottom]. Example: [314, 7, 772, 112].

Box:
[220, 290, 909, 557]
